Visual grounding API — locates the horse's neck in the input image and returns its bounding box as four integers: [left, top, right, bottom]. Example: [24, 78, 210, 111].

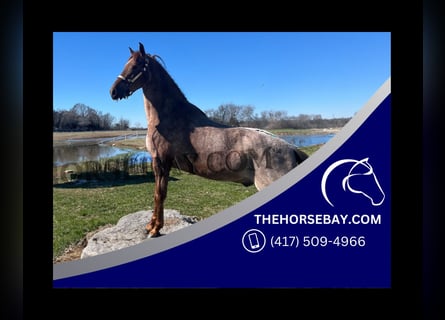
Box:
[142, 96, 158, 128]
[142, 85, 225, 129]
[141, 64, 228, 129]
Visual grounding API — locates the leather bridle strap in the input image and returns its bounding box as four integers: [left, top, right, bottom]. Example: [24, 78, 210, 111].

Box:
[117, 57, 150, 83]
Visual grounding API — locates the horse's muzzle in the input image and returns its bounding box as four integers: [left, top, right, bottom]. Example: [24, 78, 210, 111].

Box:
[110, 81, 131, 100]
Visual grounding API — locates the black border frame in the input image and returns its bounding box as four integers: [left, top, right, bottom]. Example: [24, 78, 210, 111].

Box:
[20, 2, 426, 318]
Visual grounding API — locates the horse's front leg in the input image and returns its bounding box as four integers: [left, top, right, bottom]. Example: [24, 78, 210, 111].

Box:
[146, 157, 171, 238]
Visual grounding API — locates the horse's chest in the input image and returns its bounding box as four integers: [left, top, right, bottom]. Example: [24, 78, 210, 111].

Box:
[147, 129, 191, 155]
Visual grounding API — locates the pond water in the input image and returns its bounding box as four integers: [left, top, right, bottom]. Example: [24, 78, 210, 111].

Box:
[281, 134, 335, 148]
[53, 144, 143, 167]
[53, 133, 335, 167]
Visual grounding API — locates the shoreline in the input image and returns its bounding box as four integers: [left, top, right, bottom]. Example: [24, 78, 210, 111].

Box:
[53, 127, 341, 142]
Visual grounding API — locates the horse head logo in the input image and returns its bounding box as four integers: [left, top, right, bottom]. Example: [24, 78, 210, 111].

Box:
[321, 157, 385, 207]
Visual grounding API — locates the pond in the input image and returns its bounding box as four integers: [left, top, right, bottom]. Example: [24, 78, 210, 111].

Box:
[53, 144, 145, 167]
[53, 133, 335, 167]
[281, 134, 335, 148]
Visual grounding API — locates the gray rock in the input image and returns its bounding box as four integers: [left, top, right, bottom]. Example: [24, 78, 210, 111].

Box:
[81, 210, 199, 259]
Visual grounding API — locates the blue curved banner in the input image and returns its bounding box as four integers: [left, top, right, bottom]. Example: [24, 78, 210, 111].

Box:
[54, 79, 391, 288]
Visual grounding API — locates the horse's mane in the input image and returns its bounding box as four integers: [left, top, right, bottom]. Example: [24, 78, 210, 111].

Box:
[148, 54, 167, 69]
[145, 53, 188, 101]
[142, 51, 227, 126]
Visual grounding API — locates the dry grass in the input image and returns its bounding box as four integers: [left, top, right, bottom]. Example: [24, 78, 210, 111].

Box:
[53, 130, 147, 141]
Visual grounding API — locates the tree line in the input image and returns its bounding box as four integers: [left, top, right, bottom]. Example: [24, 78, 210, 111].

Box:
[53, 102, 351, 131]
[205, 103, 351, 130]
[53, 103, 130, 131]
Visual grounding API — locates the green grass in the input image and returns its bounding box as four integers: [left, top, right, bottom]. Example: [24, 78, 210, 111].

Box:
[52, 144, 321, 259]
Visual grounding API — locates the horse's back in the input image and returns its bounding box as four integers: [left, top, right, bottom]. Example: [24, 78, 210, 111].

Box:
[187, 126, 308, 190]
[249, 133, 308, 190]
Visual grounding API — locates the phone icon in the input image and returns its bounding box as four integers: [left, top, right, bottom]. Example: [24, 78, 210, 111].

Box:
[248, 232, 260, 249]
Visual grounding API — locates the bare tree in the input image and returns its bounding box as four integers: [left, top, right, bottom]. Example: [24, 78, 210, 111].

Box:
[206, 103, 252, 126]
[53, 103, 126, 131]
[114, 117, 130, 130]
[99, 112, 115, 130]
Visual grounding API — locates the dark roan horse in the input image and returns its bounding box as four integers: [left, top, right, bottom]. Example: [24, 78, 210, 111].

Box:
[110, 42, 308, 237]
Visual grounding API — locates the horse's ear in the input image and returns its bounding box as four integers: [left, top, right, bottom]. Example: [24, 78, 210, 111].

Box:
[129, 47, 134, 54]
[139, 42, 146, 56]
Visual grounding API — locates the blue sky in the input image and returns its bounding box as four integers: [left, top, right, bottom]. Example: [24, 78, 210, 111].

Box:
[53, 32, 390, 128]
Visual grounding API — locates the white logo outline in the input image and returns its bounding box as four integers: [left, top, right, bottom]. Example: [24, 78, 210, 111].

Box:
[321, 157, 385, 207]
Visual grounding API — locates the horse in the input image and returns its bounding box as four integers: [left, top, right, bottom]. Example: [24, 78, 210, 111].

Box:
[321, 157, 385, 207]
[110, 42, 308, 237]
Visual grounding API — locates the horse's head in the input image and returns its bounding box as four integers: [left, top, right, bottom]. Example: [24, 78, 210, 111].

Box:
[341, 157, 385, 206]
[110, 42, 150, 100]
[322, 157, 386, 207]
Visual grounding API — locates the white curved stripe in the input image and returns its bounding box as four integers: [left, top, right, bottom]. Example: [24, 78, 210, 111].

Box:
[321, 158, 358, 207]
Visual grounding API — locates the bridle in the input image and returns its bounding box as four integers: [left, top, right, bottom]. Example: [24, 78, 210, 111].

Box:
[117, 55, 150, 84]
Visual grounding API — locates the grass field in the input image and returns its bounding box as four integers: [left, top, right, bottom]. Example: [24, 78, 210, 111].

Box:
[53, 171, 259, 259]
[53, 129, 330, 261]
[53, 130, 147, 141]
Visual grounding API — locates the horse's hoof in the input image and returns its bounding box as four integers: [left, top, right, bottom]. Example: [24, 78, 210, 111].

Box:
[146, 230, 161, 238]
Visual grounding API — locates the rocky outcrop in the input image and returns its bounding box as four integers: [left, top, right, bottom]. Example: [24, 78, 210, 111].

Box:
[81, 210, 199, 258]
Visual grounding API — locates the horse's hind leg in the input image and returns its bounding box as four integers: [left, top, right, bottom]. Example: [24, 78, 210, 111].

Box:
[146, 157, 170, 237]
